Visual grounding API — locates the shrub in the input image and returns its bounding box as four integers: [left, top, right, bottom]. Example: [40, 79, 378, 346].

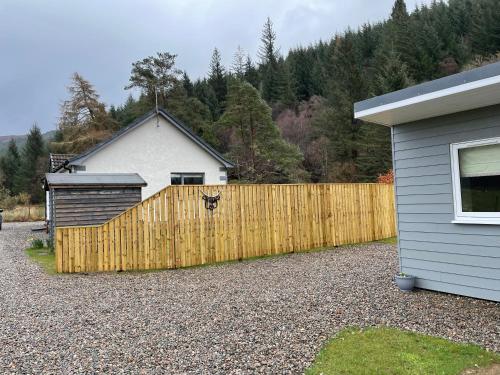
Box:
[0, 187, 17, 210]
[31, 239, 44, 249]
[377, 169, 394, 184]
[1, 195, 17, 210]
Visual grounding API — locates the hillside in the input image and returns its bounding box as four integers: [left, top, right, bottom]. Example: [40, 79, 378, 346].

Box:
[0, 130, 56, 155]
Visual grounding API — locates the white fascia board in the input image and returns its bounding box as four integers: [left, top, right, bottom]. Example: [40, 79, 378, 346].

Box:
[354, 74, 500, 123]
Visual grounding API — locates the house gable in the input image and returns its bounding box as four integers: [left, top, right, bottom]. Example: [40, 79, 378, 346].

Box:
[67, 113, 228, 197]
[68, 109, 233, 168]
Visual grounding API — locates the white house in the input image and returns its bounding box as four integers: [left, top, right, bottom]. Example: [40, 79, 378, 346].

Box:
[51, 108, 233, 198]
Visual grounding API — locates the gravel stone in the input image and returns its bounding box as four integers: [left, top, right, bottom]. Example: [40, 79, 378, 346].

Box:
[0, 222, 498, 374]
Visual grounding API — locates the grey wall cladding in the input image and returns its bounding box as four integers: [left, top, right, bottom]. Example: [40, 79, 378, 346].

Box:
[393, 104, 500, 302]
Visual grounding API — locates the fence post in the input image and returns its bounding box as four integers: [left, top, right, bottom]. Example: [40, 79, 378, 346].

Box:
[370, 184, 376, 241]
[55, 228, 63, 272]
[238, 185, 245, 260]
[169, 186, 179, 268]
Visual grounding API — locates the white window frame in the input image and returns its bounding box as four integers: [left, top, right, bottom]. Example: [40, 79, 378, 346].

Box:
[450, 136, 500, 225]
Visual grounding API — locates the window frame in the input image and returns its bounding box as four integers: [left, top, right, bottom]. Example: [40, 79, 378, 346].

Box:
[450, 136, 500, 225]
[170, 172, 205, 185]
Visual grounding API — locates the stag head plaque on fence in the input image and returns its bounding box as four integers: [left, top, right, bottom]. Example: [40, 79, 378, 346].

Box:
[201, 190, 221, 211]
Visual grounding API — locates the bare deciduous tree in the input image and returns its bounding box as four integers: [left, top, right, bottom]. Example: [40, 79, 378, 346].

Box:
[54, 73, 118, 153]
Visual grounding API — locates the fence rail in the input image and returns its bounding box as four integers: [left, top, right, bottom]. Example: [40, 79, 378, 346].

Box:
[55, 183, 396, 273]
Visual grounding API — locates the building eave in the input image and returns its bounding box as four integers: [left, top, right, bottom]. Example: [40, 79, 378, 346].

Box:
[354, 61, 500, 126]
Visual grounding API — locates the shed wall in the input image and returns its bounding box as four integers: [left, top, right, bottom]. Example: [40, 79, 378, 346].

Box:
[53, 187, 142, 227]
[393, 104, 500, 302]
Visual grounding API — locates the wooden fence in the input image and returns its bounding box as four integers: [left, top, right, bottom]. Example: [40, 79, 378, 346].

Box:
[55, 183, 396, 273]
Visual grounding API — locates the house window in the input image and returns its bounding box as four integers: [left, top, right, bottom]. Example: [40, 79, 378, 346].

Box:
[451, 137, 500, 224]
[171, 173, 204, 185]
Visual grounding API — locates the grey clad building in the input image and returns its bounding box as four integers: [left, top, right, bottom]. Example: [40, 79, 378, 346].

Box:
[355, 62, 500, 302]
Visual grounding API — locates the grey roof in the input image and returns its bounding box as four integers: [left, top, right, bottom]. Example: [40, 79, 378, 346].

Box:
[67, 108, 234, 168]
[44, 173, 147, 189]
[354, 61, 500, 113]
[49, 153, 76, 172]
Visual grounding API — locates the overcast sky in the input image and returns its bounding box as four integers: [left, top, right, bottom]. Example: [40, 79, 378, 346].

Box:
[0, 0, 431, 135]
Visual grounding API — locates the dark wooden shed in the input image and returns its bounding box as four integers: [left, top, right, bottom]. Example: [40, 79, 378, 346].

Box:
[44, 173, 147, 242]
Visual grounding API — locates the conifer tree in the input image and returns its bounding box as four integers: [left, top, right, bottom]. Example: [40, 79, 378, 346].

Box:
[208, 48, 227, 118]
[193, 78, 220, 121]
[314, 33, 369, 181]
[449, 0, 474, 38]
[0, 139, 20, 194]
[165, 82, 216, 146]
[328, 33, 366, 135]
[15, 124, 46, 203]
[388, 0, 417, 78]
[470, 0, 500, 55]
[414, 21, 444, 80]
[277, 57, 296, 106]
[232, 46, 246, 79]
[218, 80, 305, 182]
[356, 49, 413, 180]
[287, 47, 313, 101]
[244, 56, 260, 89]
[111, 94, 147, 128]
[258, 18, 283, 103]
[309, 42, 329, 97]
[374, 49, 413, 94]
[182, 71, 194, 97]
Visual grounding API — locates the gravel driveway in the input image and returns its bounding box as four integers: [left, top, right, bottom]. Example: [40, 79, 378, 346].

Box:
[1, 222, 499, 374]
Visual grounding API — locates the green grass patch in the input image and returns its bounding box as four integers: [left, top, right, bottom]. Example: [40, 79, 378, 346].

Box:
[377, 236, 398, 245]
[306, 327, 499, 375]
[25, 247, 56, 275]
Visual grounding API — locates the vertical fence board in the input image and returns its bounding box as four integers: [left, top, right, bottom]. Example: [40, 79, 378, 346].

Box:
[103, 223, 109, 271]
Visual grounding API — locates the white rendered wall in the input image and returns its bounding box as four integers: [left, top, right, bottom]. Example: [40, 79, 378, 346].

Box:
[77, 116, 227, 198]
[45, 190, 50, 220]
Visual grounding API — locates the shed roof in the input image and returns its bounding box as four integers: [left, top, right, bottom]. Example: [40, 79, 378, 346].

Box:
[354, 61, 500, 126]
[44, 173, 147, 190]
[66, 108, 234, 168]
[49, 153, 76, 172]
